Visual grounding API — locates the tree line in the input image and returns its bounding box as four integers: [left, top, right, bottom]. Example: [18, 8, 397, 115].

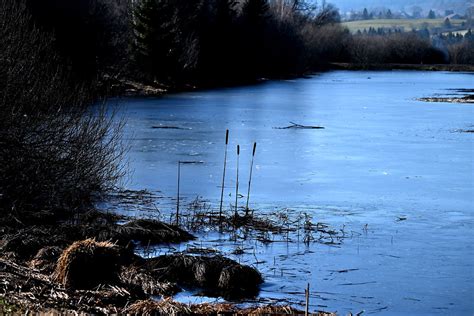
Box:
[131, 0, 343, 85]
[19, 0, 474, 86]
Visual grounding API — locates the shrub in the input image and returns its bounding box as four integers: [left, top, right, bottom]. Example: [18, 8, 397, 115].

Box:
[0, 0, 125, 215]
[448, 41, 474, 64]
[348, 32, 447, 65]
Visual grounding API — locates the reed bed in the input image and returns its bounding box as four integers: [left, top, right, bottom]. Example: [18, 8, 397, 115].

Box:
[104, 177, 348, 248]
[166, 197, 347, 247]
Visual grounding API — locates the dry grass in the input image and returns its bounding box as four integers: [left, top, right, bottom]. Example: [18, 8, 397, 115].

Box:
[191, 302, 237, 315]
[125, 298, 192, 316]
[218, 264, 262, 298]
[143, 254, 263, 299]
[120, 265, 180, 296]
[125, 299, 336, 315]
[0, 213, 195, 265]
[53, 239, 122, 289]
[29, 246, 63, 273]
[0, 257, 143, 314]
[115, 219, 195, 244]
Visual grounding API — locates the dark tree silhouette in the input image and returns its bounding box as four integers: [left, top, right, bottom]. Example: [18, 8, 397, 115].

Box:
[428, 9, 436, 19]
[0, 0, 124, 216]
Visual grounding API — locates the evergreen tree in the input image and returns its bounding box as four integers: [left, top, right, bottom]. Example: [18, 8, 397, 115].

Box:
[133, 0, 175, 79]
[386, 9, 392, 19]
[133, 0, 200, 82]
[428, 9, 436, 19]
[240, 0, 270, 77]
[362, 8, 369, 20]
[197, 0, 238, 78]
[444, 17, 451, 29]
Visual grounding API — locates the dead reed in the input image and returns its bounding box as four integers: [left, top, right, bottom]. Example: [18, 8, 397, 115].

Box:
[219, 129, 229, 222]
[246, 142, 257, 215]
[124, 299, 334, 315]
[125, 298, 192, 316]
[176, 161, 181, 226]
[235, 144, 240, 219]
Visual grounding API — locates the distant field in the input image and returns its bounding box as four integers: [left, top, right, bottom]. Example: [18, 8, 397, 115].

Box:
[341, 19, 467, 33]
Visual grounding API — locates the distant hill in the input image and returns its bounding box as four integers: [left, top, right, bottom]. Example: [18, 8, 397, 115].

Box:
[341, 18, 467, 33]
[329, 0, 472, 15]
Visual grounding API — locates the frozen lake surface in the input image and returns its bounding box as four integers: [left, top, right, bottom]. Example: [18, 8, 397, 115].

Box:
[111, 71, 473, 315]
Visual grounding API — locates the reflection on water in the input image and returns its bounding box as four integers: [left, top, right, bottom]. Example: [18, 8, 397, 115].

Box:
[110, 71, 473, 315]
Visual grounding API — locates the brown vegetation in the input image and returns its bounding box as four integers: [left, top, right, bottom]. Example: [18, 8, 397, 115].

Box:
[0, 205, 267, 313]
[125, 298, 193, 316]
[120, 265, 181, 296]
[125, 299, 336, 315]
[52, 239, 123, 289]
[0, 256, 145, 314]
[118, 219, 195, 244]
[141, 254, 263, 299]
[0, 211, 194, 263]
[29, 246, 63, 273]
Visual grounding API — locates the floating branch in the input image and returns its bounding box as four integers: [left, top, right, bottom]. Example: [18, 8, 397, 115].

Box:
[274, 121, 325, 129]
[417, 96, 474, 103]
[151, 125, 191, 130]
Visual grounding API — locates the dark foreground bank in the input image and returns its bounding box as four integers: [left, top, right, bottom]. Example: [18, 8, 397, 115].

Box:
[0, 207, 336, 315]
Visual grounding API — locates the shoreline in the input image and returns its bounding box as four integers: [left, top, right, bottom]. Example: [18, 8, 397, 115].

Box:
[329, 62, 474, 72]
[105, 63, 474, 98]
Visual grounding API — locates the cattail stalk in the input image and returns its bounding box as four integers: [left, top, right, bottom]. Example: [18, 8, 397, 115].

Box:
[234, 145, 240, 218]
[219, 129, 229, 222]
[305, 283, 310, 316]
[176, 161, 181, 226]
[245, 142, 257, 215]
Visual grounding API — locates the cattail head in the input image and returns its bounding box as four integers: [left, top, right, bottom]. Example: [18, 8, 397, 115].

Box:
[225, 129, 229, 145]
[252, 142, 257, 156]
[237, 144, 240, 155]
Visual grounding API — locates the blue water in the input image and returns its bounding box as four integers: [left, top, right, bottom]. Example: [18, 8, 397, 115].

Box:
[112, 71, 474, 315]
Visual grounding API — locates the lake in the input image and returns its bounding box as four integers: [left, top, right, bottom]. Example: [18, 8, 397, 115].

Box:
[111, 71, 473, 315]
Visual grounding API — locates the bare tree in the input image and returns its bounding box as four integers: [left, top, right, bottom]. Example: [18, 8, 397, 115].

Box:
[313, 2, 340, 26]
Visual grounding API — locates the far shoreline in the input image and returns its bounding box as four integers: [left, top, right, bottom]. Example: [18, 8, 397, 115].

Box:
[329, 62, 474, 72]
[104, 63, 474, 98]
